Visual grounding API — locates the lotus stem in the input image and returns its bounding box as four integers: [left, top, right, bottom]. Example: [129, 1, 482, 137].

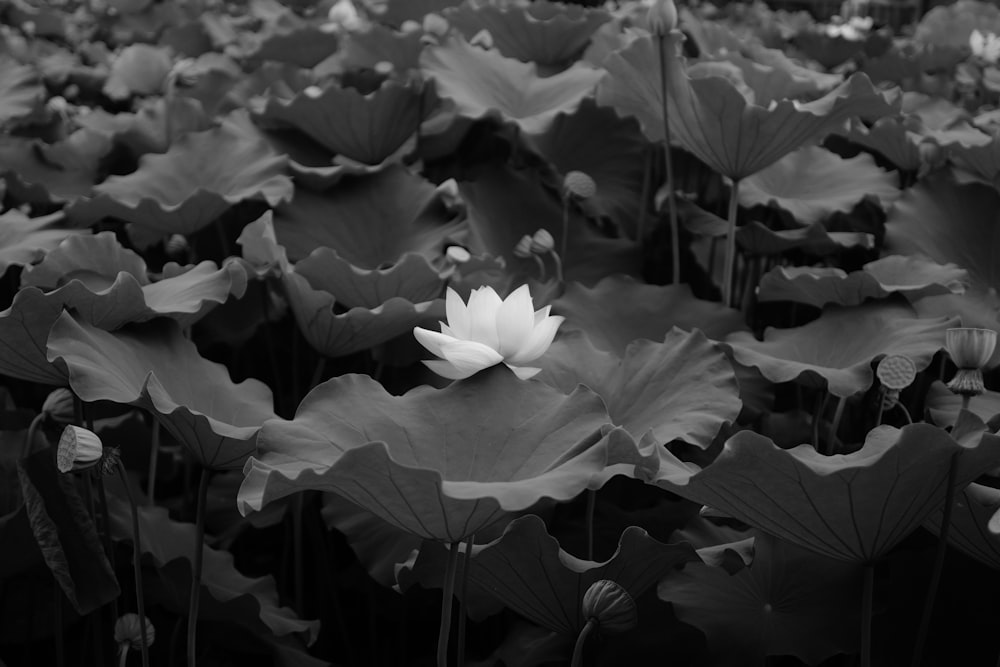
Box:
[962, 395, 971, 411]
[827, 395, 847, 455]
[437, 541, 461, 667]
[187, 467, 211, 667]
[457, 535, 474, 667]
[95, 474, 119, 624]
[861, 562, 874, 667]
[874, 389, 886, 429]
[260, 287, 284, 414]
[571, 617, 598, 667]
[550, 250, 565, 284]
[723, 180, 741, 307]
[635, 146, 652, 245]
[293, 493, 305, 612]
[585, 490, 596, 561]
[147, 419, 160, 504]
[812, 393, 828, 451]
[118, 463, 151, 667]
[309, 357, 328, 392]
[910, 453, 960, 667]
[561, 195, 570, 264]
[896, 403, 913, 424]
[23, 412, 43, 459]
[118, 646, 129, 667]
[54, 586, 64, 667]
[656, 34, 682, 286]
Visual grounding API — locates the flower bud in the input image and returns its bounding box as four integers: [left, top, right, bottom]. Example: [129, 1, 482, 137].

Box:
[42, 388, 76, 425]
[165, 233, 189, 259]
[646, 0, 678, 36]
[945, 328, 997, 397]
[57, 425, 104, 473]
[423, 13, 449, 38]
[114, 613, 155, 650]
[563, 171, 597, 199]
[876, 355, 916, 391]
[581, 580, 637, 633]
[445, 245, 471, 264]
[513, 234, 534, 259]
[529, 229, 555, 254]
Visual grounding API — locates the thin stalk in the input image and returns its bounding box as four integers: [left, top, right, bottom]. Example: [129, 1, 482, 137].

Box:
[23, 413, 43, 459]
[826, 396, 847, 455]
[561, 196, 570, 264]
[293, 494, 305, 612]
[119, 463, 150, 667]
[585, 490, 596, 561]
[54, 585, 64, 667]
[437, 542, 461, 667]
[723, 180, 741, 307]
[657, 34, 681, 286]
[309, 357, 328, 392]
[962, 395, 972, 411]
[457, 535, 474, 667]
[571, 618, 598, 667]
[95, 475, 119, 623]
[874, 389, 886, 429]
[861, 563, 874, 667]
[895, 403, 914, 424]
[812, 393, 828, 451]
[187, 467, 211, 667]
[260, 287, 284, 414]
[910, 453, 960, 667]
[147, 420, 160, 503]
[635, 147, 652, 245]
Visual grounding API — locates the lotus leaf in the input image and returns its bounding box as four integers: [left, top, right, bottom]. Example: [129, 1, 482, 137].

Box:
[66, 112, 293, 247]
[660, 532, 862, 665]
[0, 135, 103, 205]
[793, 29, 866, 70]
[740, 145, 899, 225]
[925, 483, 1000, 570]
[0, 211, 83, 278]
[103, 44, 173, 100]
[757, 256, 967, 308]
[914, 0, 1000, 49]
[46, 312, 275, 470]
[420, 35, 603, 135]
[704, 51, 841, 107]
[249, 26, 339, 68]
[295, 249, 442, 310]
[445, 1, 610, 68]
[399, 514, 697, 635]
[735, 221, 874, 256]
[0, 56, 44, 125]
[948, 138, 1000, 188]
[337, 24, 424, 75]
[378, 0, 465, 28]
[653, 413, 1000, 562]
[925, 381, 1000, 427]
[903, 92, 991, 147]
[598, 33, 897, 180]
[553, 276, 746, 354]
[537, 328, 741, 448]
[724, 302, 956, 398]
[838, 116, 923, 172]
[258, 79, 423, 165]
[239, 367, 660, 542]
[77, 97, 214, 158]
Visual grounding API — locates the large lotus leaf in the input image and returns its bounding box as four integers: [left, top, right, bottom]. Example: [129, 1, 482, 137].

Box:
[46, 312, 275, 470]
[885, 176, 1000, 314]
[524, 98, 648, 238]
[704, 51, 841, 108]
[272, 166, 459, 265]
[926, 483, 1000, 570]
[66, 112, 293, 245]
[553, 276, 746, 354]
[736, 221, 874, 256]
[239, 367, 660, 542]
[740, 145, 899, 225]
[459, 164, 640, 285]
[0, 135, 102, 204]
[378, 0, 465, 28]
[400, 514, 697, 635]
[660, 532, 862, 666]
[105, 491, 319, 643]
[757, 255, 968, 308]
[537, 328, 741, 448]
[337, 24, 424, 74]
[0, 211, 83, 278]
[925, 381, 1000, 428]
[78, 96, 214, 158]
[420, 35, 603, 135]
[838, 116, 923, 172]
[948, 138, 1000, 189]
[654, 414, 1000, 562]
[724, 302, 955, 398]
[20, 231, 150, 289]
[249, 25, 339, 68]
[445, 1, 610, 67]
[258, 79, 423, 165]
[0, 57, 43, 125]
[793, 29, 866, 70]
[103, 44, 172, 100]
[903, 93, 991, 147]
[598, 33, 898, 180]
[295, 248, 442, 309]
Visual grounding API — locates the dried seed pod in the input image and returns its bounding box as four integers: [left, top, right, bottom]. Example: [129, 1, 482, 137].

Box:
[57, 425, 103, 473]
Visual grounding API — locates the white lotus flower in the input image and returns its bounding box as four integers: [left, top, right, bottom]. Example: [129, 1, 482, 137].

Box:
[414, 285, 564, 380]
[971, 30, 1000, 64]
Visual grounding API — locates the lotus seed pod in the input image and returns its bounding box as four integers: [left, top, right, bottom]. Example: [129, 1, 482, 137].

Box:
[563, 171, 597, 199]
[445, 245, 471, 264]
[529, 229, 556, 254]
[57, 425, 103, 473]
[513, 234, 534, 259]
[42, 388, 76, 424]
[876, 355, 917, 391]
[946, 328, 997, 370]
[646, 0, 678, 36]
[114, 613, 156, 650]
[581, 580, 637, 633]
[165, 233, 189, 258]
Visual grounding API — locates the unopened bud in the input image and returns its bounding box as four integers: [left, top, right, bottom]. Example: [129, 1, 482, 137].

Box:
[165, 233, 189, 259]
[581, 579, 637, 633]
[647, 0, 678, 36]
[445, 245, 471, 264]
[513, 234, 534, 259]
[423, 13, 449, 38]
[57, 425, 104, 473]
[563, 171, 597, 199]
[42, 388, 76, 425]
[530, 229, 555, 254]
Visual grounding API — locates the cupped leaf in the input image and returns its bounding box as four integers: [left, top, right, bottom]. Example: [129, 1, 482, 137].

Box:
[757, 256, 968, 308]
[537, 328, 741, 448]
[420, 35, 603, 134]
[258, 79, 423, 165]
[66, 112, 293, 246]
[724, 302, 956, 398]
[740, 145, 899, 225]
[598, 33, 897, 180]
[400, 514, 697, 635]
[239, 367, 659, 542]
[925, 380, 1000, 427]
[445, 1, 610, 68]
[46, 312, 275, 469]
[0, 211, 83, 278]
[660, 532, 862, 666]
[926, 483, 1000, 570]
[654, 414, 1000, 562]
[553, 275, 746, 354]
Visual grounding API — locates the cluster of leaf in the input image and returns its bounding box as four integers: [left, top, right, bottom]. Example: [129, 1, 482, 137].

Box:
[1, 0, 1000, 665]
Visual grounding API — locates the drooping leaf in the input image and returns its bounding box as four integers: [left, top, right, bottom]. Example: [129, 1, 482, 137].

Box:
[0, 135, 104, 205]
[421, 35, 603, 135]
[660, 532, 862, 666]
[740, 145, 899, 225]
[0, 211, 84, 278]
[46, 312, 275, 470]
[537, 328, 741, 448]
[735, 221, 874, 256]
[724, 302, 956, 398]
[239, 367, 659, 542]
